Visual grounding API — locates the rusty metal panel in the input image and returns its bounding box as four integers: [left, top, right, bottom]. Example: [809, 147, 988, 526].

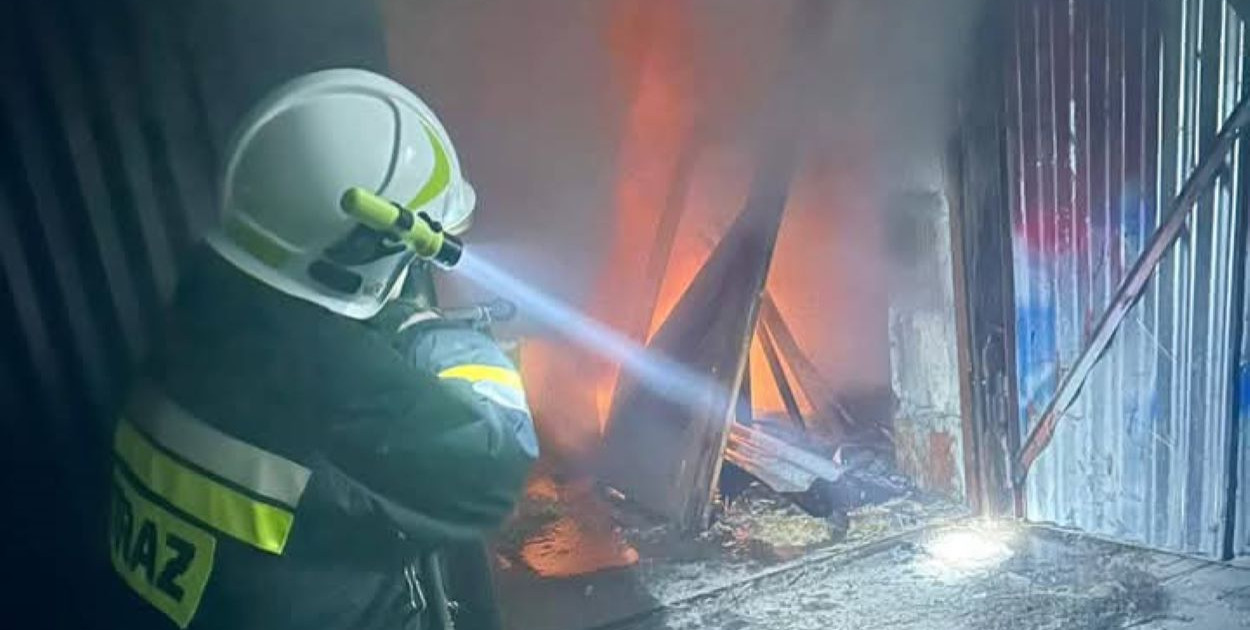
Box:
[946, 0, 1021, 516]
[1005, 0, 1246, 556]
[888, 189, 968, 501]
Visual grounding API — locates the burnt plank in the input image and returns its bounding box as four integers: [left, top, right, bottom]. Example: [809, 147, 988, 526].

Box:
[598, 0, 834, 529]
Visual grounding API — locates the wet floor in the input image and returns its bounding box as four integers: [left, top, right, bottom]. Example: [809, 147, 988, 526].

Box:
[494, 487, 965, 630]
[608, 526, 1250, 630]
[496, 507, 1250, 630]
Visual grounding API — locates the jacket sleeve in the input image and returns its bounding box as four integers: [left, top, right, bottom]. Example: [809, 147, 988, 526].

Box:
[317, 321, 538, 543]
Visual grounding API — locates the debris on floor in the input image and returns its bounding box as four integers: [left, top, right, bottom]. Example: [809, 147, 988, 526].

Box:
[495, 471, 1250, 630]
[714, 488, 835, 556]
[612, 525, 1250, 630]
[492, 473, 964, 630]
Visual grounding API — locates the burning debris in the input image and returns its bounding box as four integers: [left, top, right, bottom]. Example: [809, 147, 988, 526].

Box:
[713, 485, 841, 555]
[609, 526, 1173, 630]
[496, 437, 932, 580]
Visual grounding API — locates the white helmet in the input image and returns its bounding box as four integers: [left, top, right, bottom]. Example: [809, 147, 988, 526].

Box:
[206, 68, 477, 319]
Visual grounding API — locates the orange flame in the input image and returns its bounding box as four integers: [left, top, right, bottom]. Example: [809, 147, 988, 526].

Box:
[518, 0, 697, 466]
[583, 0, 697, 429]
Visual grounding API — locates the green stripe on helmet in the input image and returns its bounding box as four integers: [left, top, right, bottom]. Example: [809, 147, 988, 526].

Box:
[225, 218, 292, 268]
[406, 122, 451, 210]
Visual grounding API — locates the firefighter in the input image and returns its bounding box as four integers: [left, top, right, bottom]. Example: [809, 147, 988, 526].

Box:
[106, 69, 538, 630]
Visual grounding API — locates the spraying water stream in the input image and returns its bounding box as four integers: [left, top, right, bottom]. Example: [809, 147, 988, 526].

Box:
[454, 250, 729, 415]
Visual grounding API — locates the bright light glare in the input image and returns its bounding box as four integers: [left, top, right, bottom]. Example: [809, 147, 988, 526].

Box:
[921, 521, 1016, 575]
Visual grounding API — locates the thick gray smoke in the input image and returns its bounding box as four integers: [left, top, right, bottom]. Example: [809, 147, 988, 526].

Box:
[381, 0, 981, 433]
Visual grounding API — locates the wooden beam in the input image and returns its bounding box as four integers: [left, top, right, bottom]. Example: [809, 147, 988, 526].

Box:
[629, 135, 705, 342]
[598, 0, 836, 529]
[758, 291, 857, 432]
[757, 317, 807, 432]
[736, 355, 754, 426]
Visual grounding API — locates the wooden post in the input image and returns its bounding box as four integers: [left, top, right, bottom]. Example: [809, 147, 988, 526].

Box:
[598, 0, 835, 528]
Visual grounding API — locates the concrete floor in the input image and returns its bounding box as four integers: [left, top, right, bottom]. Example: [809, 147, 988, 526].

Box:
[610, 526, 1250, 630]
[498, 516, 1250, 630]
[495, 493, 966, 630]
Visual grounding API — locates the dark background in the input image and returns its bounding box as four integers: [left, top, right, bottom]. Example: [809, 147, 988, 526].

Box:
[0, 0, 387, 624]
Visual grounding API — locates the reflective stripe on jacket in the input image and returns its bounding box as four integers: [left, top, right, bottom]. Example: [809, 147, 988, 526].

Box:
[107, 249, 537, 630]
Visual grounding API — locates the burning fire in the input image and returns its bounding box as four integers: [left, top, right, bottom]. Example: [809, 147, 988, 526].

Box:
[587, 0, 697, 412]
[518, 0, 698, 466]
[517, 0, 888, 465]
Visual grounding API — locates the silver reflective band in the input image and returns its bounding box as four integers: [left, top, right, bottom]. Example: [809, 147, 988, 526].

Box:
[127, 386, 311, 508]
[471, 380, 529, 414]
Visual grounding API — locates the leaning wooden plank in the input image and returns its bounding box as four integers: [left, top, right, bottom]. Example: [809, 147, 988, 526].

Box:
[597, 184, 785, 526]
[598, 0, 835, 529]
[757, 317, 808, 432]
[759, 292, 857, 434]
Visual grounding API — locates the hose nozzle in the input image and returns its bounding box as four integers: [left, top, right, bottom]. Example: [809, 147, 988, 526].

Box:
[340, 187, 463, 268]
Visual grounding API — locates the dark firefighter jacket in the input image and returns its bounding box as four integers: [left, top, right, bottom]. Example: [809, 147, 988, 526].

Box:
[106, 249, 538, 630]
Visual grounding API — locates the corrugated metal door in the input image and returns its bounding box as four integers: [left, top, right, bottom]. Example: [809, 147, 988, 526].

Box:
[1005, 0, 1247, 557]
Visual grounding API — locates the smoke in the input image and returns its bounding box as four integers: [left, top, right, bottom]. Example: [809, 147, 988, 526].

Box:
[381, 0, 982, 461]
[768, 0, 983, 395]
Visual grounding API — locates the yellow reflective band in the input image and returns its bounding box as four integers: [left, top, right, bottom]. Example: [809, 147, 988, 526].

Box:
[406, 122, 451, 210]
[438, 364, 524, 390]
[113, 420, 295, 555]
[111, 468, 216, 628]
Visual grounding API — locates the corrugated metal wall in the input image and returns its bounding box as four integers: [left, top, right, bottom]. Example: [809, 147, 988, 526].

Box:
[1005, 0, 1247, 557]
[1, 0, 212, 618]
[0, 0, 386, 620]
[1238, 227, 1250, 556]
